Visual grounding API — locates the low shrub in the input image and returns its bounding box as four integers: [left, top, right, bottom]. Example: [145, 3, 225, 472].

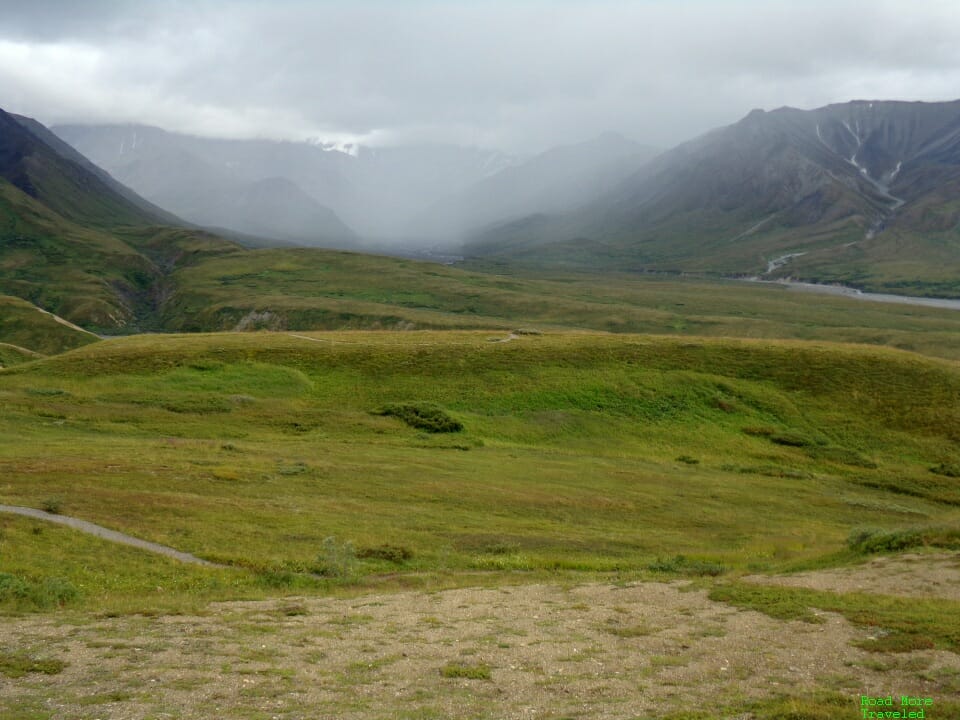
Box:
[439, 662, 491, 680]
[769, 432, 813, 447]
[846, 525, 960, 554]
[647, 554, 726, 576]
[375, 402, 463, 433]
[0, 651, 67, 678]
[41, 497, 63, 514]
[314, 536, 358, 578]
[356, 544, 413, 564]
[930, 462, 960, 478]
[0, 573, 79, 610]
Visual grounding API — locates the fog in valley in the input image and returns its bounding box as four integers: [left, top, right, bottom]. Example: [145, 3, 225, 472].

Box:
[4, 0, 960, 251]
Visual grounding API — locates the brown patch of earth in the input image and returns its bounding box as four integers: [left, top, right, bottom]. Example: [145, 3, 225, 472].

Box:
[745, 552, 960, 601]
[2, 580, 959, 719]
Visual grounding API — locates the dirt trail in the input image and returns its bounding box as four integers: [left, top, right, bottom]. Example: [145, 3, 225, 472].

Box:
[0, 505, 219, 566]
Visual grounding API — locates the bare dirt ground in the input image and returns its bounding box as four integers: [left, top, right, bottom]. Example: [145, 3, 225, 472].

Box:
[743, 552, 960, 601]
[4, 566, 960, 719]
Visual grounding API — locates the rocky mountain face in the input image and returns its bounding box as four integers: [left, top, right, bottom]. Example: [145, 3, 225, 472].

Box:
[467, 100, 960, 296]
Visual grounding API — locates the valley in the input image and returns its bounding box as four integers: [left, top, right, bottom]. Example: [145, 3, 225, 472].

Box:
[2, 96, 960, 719]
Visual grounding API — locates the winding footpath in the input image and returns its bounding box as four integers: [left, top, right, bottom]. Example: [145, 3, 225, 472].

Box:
[0, 505, 220, 567]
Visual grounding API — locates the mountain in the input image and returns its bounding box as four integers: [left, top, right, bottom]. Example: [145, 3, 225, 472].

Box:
[411, 132, 657, 241]
[467, 100, 960, 297]
[0, 109, 178, 229]
[53, 124, 520, 242]
[0, 109, 238, 329]
[52, 123, 359, 248]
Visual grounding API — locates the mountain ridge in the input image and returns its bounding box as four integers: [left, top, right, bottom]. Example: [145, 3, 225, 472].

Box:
[465, 99, 960, 297]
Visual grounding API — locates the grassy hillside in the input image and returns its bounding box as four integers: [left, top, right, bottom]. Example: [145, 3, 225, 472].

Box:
[2, 331, 958, 614]
[0, 179, 240, 330]
[0, 294, 99, 356]
[162, 247, 960, 361]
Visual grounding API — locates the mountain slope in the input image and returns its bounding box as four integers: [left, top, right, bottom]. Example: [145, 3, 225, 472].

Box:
[0, 109, 178, 230]
[0, 110, 239, 329]
[467, 100, 960, 296]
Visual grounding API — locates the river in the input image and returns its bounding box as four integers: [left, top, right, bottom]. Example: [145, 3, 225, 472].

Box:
[743, 278, 960, 311]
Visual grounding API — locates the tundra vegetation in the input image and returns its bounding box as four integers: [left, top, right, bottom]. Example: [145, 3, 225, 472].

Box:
[1, 324, 960, 717]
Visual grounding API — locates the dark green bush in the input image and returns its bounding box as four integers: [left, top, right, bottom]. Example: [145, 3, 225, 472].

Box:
[356, 544, 413, 564]
[846, 525, 960, 554]
[647, 554, 726, 576]
[41, 497, 63, 514]
[375, 402, 463, 433]
[769, 432, 812, 447]
[930, 462, 960, 478]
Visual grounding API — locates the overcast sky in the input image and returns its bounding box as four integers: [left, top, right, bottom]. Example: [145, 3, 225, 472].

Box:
[2, 0, 960, 154]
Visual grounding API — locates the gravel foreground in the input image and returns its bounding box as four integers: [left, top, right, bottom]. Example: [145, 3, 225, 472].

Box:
[3, 559, 960, 719]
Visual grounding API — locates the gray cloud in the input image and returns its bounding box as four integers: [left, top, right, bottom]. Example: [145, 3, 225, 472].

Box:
[2, 0, 960, 152]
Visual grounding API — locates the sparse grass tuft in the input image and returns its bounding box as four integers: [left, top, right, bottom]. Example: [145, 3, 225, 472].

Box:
[0, 650, 67, 678]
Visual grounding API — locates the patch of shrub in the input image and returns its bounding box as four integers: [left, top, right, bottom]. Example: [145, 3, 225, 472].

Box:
[375, 402, 463, 433]
[356, 544, 413, 564]
[846, 525, 960, 554]
[0, 573, 79, 610]
[855, 632, 936, 653]
[742, 425, 776, 437]
[41, 497, 63, 514]
[439, 662, 491, 680]
[769, 432, 813, 447]
[277, 461, 309, 475]
[675, 455, 700, 465]
[160, 396, 232, 414]
[0, 651, 68, 678]
[930, 462, 960, 478]
[186, 359, 225, 371]
[26, 388, 70, 397]
[314, 536, 358, 578]
[647, 554, 726, 576]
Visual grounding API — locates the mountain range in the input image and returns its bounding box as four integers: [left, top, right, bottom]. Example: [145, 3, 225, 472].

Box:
[1, 97, 959, 327]
[468, 100, 960, 296]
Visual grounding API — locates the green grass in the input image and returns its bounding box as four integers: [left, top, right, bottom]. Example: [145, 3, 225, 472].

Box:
[0, 295, 98, 355]
[1, 330, 959, 614]
[164, 247, 960, 361]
